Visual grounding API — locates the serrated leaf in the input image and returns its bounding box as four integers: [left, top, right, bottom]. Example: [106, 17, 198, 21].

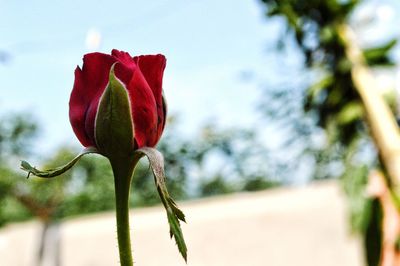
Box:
[20, 147, 97, 178]
[134, 147, 187, 262]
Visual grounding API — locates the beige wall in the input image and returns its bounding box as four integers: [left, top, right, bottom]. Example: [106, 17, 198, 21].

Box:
[0, 181, 363, 266]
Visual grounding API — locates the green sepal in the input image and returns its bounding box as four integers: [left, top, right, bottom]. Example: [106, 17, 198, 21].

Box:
[20, 147, 97, 178]
[95, 63, 134, 159]
[134, 147, 187, 262]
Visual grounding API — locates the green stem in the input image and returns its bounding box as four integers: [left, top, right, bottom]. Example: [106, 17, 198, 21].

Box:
[111, 156, 140, 266]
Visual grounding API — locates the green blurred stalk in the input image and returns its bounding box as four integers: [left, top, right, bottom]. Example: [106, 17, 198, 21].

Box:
[111, 156, 139, 266]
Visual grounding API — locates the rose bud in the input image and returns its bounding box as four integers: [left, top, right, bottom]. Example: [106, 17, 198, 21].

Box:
[69, 49, 167, 159]
[20, 49, 187, 263]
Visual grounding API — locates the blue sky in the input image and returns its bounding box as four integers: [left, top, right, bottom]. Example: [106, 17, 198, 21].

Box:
[1, 0, 399, 160]
[1, 0, 280, 154]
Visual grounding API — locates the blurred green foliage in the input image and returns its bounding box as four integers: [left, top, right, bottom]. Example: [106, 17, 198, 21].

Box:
[259, 0, 397, 265]
[262, 0, 396, 144]
[0, 112, 278, 227]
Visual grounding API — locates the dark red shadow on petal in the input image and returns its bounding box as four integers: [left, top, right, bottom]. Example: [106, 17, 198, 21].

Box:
[127, 69, 158, 148]
[69, 53, 116, 147]
[134, 54, 167, 145]
[69, 66, 94, 147]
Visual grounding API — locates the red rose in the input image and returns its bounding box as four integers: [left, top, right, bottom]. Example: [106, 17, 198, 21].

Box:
[69, 49, 167, 157]
[21, 50, 187, 262]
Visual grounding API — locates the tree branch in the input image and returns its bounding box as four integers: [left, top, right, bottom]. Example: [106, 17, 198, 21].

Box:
[338, 24, 400, 187]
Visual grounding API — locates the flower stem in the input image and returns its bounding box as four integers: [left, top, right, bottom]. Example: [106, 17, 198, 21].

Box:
[111, 156, 139, 266]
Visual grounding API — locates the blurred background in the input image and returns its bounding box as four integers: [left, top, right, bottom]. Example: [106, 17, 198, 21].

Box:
[1, 0, 400, 265]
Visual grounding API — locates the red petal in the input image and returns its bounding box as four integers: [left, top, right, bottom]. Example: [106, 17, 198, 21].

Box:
[111, 49, 138, 89]
[69, 66, 94, 147]
[127, 69, 158, 148]
[112, 49, 135, 69]
[69, 52, 116, 147]
[133, 54, 166, 103]
[133, 54, 167, 143]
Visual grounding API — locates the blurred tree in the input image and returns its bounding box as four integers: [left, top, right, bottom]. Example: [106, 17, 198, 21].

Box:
[186, 123, 279, 196]
[0, 113, 278, 224]
[258, 0, 398, 265]
[0, 111, 278, 264]
[0, 113, 38, 225]
[131, 119, 279, 200]
[0, 113, 278, 220]
[0, 114, 117, 265]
